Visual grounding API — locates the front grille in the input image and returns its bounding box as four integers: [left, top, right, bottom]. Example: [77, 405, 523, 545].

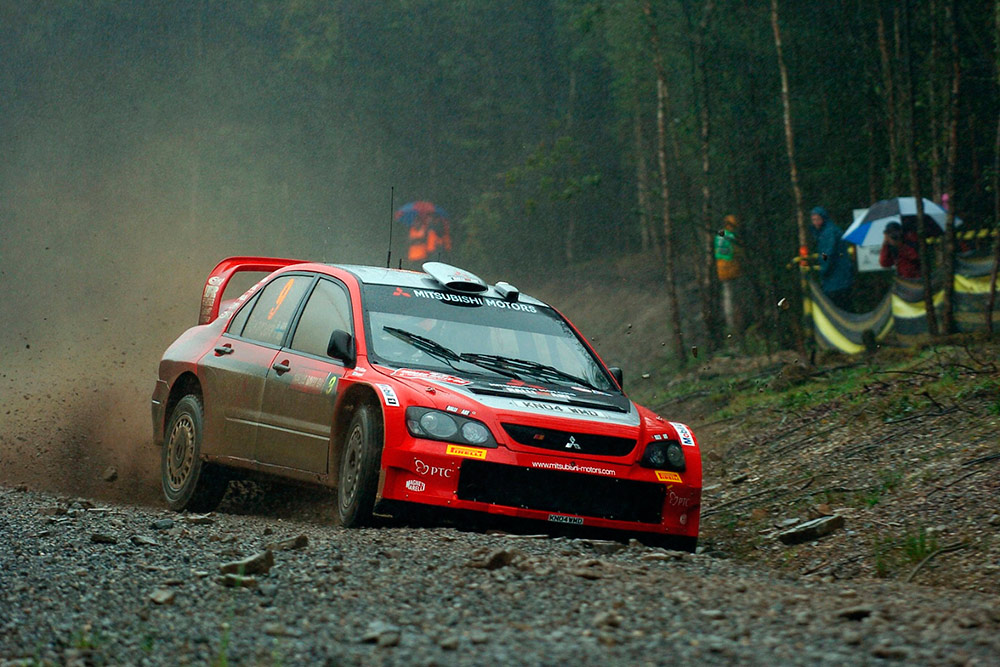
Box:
[501, 423, 636, 457]
[456, 460, 664, 524]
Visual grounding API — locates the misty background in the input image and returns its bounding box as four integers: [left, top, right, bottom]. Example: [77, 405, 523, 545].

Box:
[2, 1, 998, 498]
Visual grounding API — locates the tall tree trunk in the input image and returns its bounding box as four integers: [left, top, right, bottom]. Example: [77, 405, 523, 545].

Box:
[694, 0, 719, 348]
[770, 0, 806, 253]
[770, 0, 807, 355]
[987, 0, 1000, 335]
[188, 0, 204, 235]
[643, 0, 686, 362]
[901, 0, 939, 336]
[866, 116, 879, 204]
[564, 70, 576, 263]
[634, 111, 654, 253]
[940, 0, 961, 333]
[928, 0, 943, 202]
[876, 4, 900, 196]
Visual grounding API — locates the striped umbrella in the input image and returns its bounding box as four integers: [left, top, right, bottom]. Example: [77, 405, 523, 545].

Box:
[842, 197, 961, 246]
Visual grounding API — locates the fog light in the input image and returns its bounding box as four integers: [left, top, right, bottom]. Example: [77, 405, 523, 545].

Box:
[640, 439, 685, 471]
[666, 442, 685, 470]
[640, 442, 667, 468]
[461, 421, 490, 444]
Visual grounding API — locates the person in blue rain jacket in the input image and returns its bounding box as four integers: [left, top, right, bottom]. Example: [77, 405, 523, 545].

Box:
[809, 206, 854, 310]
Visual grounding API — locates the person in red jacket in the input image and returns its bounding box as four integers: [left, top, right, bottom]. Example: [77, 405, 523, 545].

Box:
[879, 221, 920, 279]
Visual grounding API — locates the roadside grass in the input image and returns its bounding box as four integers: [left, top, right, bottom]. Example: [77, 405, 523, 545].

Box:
[674, 339, 1000, 588]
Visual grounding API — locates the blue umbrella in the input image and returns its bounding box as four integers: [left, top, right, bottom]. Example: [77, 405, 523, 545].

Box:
[394, 201, 449, 227]
[842, 197, 961, 246]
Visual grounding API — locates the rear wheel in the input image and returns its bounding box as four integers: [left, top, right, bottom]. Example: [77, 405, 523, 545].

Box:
[337, 403, 383, 527]
[161, 395, 228, 512]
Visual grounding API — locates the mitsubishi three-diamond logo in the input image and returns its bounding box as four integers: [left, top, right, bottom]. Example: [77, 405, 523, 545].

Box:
[565, 436, 581, 450]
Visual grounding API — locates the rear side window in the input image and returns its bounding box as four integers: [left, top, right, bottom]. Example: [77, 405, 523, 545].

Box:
[227, 292, 260, 337]
[241, 275, 311, 346]
[291, 279, 353, 357]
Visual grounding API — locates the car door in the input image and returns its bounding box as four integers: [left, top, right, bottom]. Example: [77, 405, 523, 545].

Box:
[199, 274, 313, 463]
[256, 277, 354, 474]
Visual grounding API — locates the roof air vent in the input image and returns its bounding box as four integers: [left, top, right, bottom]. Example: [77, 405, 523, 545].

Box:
[422, 262, 488, 293]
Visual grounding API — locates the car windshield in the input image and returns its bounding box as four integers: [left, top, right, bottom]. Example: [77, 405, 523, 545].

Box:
[361, 284, 618, 393]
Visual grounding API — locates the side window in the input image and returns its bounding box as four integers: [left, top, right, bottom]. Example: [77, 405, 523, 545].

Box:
[241, 276, 311, 346]
[226, 292, 260, 337]
[291, 279, 353, 357]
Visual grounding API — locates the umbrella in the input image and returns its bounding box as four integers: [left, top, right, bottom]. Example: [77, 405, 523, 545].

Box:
[842, 197, 962, 246]
[394, 201, 448, 227]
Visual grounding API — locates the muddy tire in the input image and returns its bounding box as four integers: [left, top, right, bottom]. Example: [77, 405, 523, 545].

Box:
[161, 395, 228, 512]
[337, 403, 383, 527]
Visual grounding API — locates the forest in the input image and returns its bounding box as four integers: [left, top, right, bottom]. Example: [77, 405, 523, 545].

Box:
[2, 0, 998, 359]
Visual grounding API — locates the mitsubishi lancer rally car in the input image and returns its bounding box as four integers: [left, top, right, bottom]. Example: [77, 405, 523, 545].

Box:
[151, 257, 701, 550]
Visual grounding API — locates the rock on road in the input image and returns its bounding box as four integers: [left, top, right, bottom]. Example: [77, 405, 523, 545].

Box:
[1, 485, 997, 666]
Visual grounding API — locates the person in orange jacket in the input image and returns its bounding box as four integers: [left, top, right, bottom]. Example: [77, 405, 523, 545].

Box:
[408, 213, 452, 262]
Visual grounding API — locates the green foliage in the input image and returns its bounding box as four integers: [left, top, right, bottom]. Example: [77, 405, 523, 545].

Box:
[212, 623, 231, 667]
[873, 534, 895, 578]
[3, 0, 999, 352]
[903, 527, 939, 564]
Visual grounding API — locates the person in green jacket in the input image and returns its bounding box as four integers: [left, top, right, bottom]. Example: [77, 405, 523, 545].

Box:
[714, 214, 744, 332]
[809, 206, 854, 310]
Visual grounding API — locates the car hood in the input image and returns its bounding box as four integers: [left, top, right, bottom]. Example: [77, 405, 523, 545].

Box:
[383, 367, 639, 427]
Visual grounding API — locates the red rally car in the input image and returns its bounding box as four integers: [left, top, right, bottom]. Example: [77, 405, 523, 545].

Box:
[151, 257, 701, 550]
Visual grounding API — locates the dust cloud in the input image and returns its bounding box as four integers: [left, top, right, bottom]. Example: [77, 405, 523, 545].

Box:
[0, 24, 395, 505]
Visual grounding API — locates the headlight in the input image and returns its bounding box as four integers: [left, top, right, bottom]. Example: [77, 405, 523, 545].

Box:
[419, 411, 458, 438]
[405, 407, 497, 447]
[640, 439, 685, 472]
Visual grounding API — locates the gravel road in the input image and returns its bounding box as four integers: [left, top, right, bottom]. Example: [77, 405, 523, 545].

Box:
[2, 485, 998, 666]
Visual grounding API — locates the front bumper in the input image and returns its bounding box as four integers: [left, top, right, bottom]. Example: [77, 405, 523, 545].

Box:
[379, 440, 700, 538]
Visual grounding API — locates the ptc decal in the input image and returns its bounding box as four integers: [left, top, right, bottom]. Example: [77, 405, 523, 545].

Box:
[669, 422, 696, 447]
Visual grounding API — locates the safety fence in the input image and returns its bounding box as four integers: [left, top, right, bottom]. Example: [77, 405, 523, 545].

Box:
[806, 255, 998, 353]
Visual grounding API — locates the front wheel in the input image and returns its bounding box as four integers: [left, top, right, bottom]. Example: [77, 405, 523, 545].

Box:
[161, 394, 228, 512]
[337, 403, 383, 527]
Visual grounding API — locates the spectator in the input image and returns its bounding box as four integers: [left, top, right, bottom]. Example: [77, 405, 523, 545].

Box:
[809, 206, 854, 310]
[878, 221, 920, 279]
[714, 214, 744, 331]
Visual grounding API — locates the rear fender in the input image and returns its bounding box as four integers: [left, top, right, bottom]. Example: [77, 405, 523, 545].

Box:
[198, 256, 305, 325]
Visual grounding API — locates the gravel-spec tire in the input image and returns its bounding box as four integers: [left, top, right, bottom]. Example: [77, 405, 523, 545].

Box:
[337, 402, 384, 527]
[161, 395, 228, 512]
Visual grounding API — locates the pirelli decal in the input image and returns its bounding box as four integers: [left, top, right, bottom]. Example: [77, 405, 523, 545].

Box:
[445, 445, 488, 460]
[655, 470, 683, 483]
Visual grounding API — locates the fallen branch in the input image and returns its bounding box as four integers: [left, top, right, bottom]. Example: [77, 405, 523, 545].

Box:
[884, 406, 957, 425]
[804, 553, 865, 575]
[927, 469, 987, 497]
[874, 369, 941, 380]
[961, 344, 997, 372]
[905, 542, 967, 583]
[701, 487, 788, 517]
[961, 452, 1000, 467]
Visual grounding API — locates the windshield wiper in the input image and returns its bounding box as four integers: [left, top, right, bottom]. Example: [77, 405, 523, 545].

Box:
[458, 353, 600, 391]
[382, 327, 522, 380]
[382, 326, 462, 368]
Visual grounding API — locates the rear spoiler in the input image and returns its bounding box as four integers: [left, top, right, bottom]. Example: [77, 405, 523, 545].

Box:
[198, 256, 305, 324]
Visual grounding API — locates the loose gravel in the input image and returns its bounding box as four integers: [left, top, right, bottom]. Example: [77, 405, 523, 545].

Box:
[2, 485, 998, 666]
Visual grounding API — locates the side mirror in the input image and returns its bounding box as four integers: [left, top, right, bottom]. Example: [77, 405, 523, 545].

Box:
[608, 366, 624, 389]
[327, 330, 356, 367]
